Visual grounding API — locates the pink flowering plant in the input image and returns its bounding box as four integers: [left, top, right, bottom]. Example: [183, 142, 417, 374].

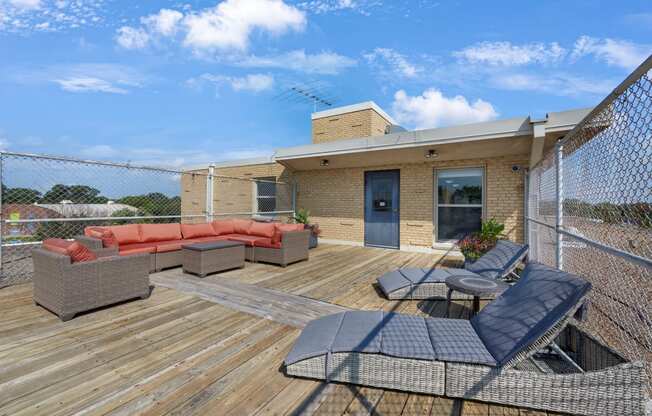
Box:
[458, 219, 505, 262]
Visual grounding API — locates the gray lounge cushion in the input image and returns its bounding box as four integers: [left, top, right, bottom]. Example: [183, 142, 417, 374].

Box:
[426, 319, 496, 365]
[471, 262, 591, 366]
[376, 267, 477, 295]
[465, 240, 529, 279]
[285, 311, 495, 367]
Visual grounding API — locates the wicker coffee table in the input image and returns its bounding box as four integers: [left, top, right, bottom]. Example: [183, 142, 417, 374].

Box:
[182, 241, 245, 277]
[445, 275, 510, 317]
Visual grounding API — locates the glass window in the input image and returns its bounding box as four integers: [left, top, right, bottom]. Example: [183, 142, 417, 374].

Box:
[436, 168, 483, 241]
[255, 177, 276, 213]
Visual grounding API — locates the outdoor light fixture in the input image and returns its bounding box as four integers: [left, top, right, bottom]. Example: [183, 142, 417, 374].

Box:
[425, 149, 438, 159]
[320, 159, 329, 167]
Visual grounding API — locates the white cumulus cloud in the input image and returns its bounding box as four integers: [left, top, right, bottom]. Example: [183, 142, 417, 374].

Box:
[363, 47, 422, 78]
[236, 49, 356, 74]
[183, 0, 305, 51]
[188, 73, 275, 93]
[115, 26, 150, 50]
[54, 77, 129, 94]
[491, 72, 617, 97]
[116, 0, 305, 53]
[142, 8, 183, 36]
[391, 88, 498, 130]
[571, 36, 652, 70]
[0, 0, 106, 33]
[454, 41, 567, 66]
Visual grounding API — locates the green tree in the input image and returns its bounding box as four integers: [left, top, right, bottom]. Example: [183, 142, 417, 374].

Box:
[2, 185, 42, 203]
[41, 184, 108, 204]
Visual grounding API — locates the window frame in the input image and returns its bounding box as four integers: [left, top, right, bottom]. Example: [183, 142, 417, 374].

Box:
[433, 166, 486, 243]
[253, 176, 277, 214]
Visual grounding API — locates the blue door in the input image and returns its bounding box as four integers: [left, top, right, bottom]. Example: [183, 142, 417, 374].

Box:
[364, 170, 400, 249]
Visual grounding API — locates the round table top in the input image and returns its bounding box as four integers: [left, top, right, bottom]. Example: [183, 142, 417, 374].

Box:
[445, 275, 510, 297]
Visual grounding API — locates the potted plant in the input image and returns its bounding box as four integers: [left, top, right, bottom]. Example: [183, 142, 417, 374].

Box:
[458, 218, 505, 267]
[292, 208, 321, 249]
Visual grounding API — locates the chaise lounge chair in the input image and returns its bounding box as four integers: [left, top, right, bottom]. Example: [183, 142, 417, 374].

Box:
[376, 239, 528, 300]
[285, 262, 648, 416]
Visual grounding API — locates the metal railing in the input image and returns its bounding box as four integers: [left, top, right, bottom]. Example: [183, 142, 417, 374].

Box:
[0, 151, 294, 287]
[526, 56, 652, 384]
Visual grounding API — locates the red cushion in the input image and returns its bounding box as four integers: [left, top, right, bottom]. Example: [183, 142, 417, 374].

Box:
[84, 227, 118, 248]
[254, 239, 282, 249]
[211, 219, 235, 236]
[42, 239, 97, 263]
[249, 222, 276, 238]
[232, 219, 253, 235]
[180, 223, 217, 239]
[227, 234, 267, 247]
[119, 242, 158, 253]
[107, 224, 141, 245]
[141, 223, 182, 242]
[120, 246, 156, 256]
[186, 236, 232, 243]
[154, 240, 184, 253]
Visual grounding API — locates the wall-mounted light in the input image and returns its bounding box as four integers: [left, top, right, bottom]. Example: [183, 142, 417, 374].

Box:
[320, 159, 329, 167]
[425, 149, 438, 159]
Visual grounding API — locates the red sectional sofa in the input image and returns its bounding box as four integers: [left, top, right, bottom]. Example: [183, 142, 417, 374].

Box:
[77, 219, 310, 271]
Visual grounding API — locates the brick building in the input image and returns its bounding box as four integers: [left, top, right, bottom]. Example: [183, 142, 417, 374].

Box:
[183, 102, 590, 253]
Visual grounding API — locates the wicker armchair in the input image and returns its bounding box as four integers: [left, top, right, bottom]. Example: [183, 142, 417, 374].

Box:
[32, 248, 151, 321]
[254, 230, 310, 267]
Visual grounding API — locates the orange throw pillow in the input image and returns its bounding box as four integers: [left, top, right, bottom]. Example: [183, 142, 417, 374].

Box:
[85, 227, 118, 248]
[232, 219, 253, 235]
[141, 223, 182, 242]
[42, 239, 97, 263]
[249, 221, 276, 238]
[212, 219, 235, 236]
[107, 224, 141, 245]
[272, 223, 304, 244]
[181, 223, 217, 239]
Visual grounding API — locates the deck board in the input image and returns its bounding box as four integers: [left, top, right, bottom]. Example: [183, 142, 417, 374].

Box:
[0, 244, 562, 416]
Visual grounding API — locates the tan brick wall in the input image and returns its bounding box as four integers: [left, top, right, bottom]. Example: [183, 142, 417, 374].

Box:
[294, 155, 528, 248]
[312, 109, 392, 144]
[181, 163, 293, 221]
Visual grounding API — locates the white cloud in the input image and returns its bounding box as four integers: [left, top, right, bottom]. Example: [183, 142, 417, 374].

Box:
[116, 0, 305, 53]
[571, 36, 651, 70]
[363, 47, 422, 78]
[115, 26, 150, 50]
[142, 8, 183, 36]
[454, 41, 567, 66]
[391, 88, 498, 130]
[8, 0, 41, 10]
[79, 144, 120, 158]
[54, 77, 129, 94]
[0, 0, 106, 33]
[10, 63, 146, 94]
[236, 50, 356, 74]
[297, 0, 379, 15]
[491, 72, 616, 97]
[183, 0, 305, 51]
[188, 73, 275, 93]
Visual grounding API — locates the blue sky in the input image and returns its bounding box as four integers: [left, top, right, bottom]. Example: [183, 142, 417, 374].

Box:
[0, 0, 650, 169]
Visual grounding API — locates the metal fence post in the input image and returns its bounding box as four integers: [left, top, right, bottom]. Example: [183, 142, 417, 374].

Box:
[292, 182, 297, 215]
[555, 142, 564, 270]
[524, 169, 529, 247]
[206, 164, 214, 222]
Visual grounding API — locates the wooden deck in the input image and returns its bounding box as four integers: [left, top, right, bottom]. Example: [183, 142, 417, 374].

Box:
[0, 244, 565, 416]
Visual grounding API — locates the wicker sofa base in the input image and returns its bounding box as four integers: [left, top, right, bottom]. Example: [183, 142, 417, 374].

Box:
[446, 361, 648, 416]
[285, 354, 647, 416]
[285, 352, 445, 395]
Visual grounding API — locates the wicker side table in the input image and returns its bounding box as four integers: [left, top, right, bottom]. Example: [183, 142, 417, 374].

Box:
[182, 241, 245, 277]
[445, 275, 509, 317]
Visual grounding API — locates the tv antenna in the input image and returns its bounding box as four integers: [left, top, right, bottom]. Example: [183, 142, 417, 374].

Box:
[274, 81, 338, 112]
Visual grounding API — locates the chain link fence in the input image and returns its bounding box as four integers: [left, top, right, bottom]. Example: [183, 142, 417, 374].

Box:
[526, 56, 652, 385]
[0, 152, 294, 287]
